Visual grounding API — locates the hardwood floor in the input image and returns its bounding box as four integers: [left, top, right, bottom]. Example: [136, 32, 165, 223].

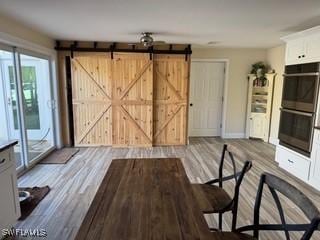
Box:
[16, 138, 320, 240]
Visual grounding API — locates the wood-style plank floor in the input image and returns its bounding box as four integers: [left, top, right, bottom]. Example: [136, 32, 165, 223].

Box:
[16, 138, 320, 240]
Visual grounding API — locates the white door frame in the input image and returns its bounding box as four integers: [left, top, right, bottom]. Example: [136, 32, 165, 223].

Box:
[189, 58, 229, 138]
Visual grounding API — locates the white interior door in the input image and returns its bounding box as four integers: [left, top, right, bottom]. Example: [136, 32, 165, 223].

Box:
[189, 61, 225, 137]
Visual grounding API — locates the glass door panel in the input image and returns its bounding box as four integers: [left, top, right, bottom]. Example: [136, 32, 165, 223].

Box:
[19, 53, 54, 163]
[279, 110, 313, 153]
[0, 49, 24, 170]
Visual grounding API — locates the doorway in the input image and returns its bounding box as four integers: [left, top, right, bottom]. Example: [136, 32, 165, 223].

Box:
[0, 44, 56, 172]
[188, 60, 226, 137]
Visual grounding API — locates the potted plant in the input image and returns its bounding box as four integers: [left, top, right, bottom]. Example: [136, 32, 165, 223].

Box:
[250, 62, 269, 86]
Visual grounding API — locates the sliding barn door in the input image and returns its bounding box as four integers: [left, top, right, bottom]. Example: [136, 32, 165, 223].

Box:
[153, 55, 189, 145]
[112, 53, 153, 147]
[70, 53, 189, 147]
[71, 54, 112, 146]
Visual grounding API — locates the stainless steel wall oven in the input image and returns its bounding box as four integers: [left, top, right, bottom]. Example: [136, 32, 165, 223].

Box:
[279, 62, 320, 155]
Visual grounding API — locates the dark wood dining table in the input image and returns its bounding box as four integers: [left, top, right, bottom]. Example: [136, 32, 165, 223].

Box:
[75, 158, 223, 240]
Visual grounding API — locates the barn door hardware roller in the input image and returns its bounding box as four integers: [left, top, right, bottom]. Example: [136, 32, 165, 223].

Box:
[70, 41, 78, 59]
[56, 40, 60, 49]
[185, 45, 191, 61]
[149, 46, 153, 60]
[110, 42, 116, 59]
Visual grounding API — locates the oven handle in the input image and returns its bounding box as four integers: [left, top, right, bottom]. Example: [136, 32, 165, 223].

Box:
[283, 73, 319, 77]
[280, 108, 314, 117]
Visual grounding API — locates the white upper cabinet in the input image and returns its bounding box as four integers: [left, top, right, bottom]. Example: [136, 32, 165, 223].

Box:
[286, 39, 305, 64]
[304, 33, 320, 63]
[282, 26, 320, 65]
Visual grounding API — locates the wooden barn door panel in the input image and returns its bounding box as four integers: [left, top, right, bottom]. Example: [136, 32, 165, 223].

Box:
[70, 52, 189, 147]
[71, 54, 112, 146]
[153, 55, 189, 145]
[112, 53, 153, 147]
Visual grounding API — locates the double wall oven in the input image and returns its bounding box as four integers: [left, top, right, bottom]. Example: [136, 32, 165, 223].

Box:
[279, 62, 320, 156]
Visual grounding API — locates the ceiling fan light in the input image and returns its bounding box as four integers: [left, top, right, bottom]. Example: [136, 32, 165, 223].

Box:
[140, 33, 153, 47]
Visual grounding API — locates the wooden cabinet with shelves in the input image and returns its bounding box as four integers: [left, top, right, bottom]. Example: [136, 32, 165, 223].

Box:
[246, 73, 275, 142]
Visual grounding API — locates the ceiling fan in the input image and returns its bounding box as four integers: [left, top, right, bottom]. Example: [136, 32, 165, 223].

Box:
[128, 32, 166, 47]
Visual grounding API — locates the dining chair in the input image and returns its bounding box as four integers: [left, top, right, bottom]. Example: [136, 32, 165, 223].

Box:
[192, 144, 252, 231]
[215, 173, 320, 240]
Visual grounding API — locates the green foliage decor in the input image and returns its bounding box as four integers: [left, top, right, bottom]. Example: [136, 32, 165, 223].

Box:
[250, 62, 269, 81]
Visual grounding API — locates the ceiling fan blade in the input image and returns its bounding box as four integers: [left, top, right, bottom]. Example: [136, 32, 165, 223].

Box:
[127, 42, 139, 45]
[152, 41, 166, 45]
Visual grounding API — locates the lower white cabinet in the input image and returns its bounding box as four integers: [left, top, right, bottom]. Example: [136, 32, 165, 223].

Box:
[0, 147, 20, 233]
[309, 130, 320, 190]
[276, 129, 320, 191]
[249, 113, 266, 139]
[276, 145, 311, 182]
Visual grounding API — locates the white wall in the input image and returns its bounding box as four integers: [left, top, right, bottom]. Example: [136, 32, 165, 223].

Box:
[266, 45, 286, 145]
[192, 48, 267, 138]
[0, 13, 54, 49]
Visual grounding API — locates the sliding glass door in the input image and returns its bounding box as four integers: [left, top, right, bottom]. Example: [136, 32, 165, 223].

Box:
[19, 53, 55, 164]
[0, 44, 56, 172]
[0, 48, 24, 170]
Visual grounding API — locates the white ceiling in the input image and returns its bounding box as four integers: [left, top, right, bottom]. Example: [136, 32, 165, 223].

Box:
[1, 0, 320, 48]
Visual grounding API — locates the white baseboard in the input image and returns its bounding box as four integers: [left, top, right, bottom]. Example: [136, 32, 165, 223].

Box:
[223, 133, 279, 143]
[269, 137, 279, 146]
[222, 133, 246, 139]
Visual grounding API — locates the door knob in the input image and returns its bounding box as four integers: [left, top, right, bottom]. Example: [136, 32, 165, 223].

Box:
[190, 103, 193, 106]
